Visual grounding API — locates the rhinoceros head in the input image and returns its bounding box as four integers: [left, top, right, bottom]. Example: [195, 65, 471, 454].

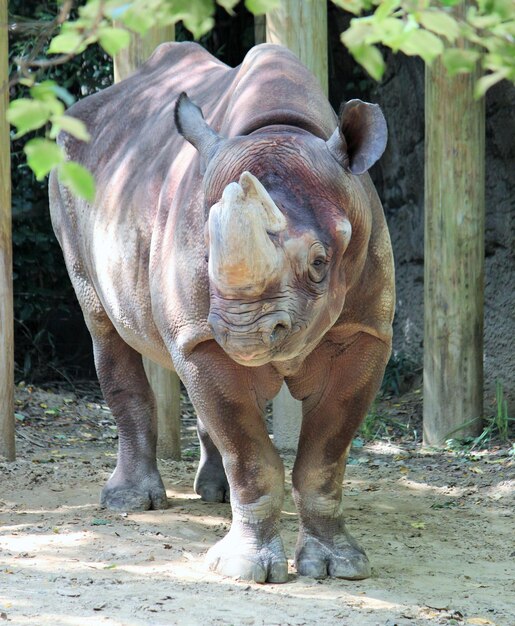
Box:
[175, 92, 387, 366]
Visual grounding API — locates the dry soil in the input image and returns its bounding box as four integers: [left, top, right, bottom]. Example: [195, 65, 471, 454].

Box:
[1, 384, 514, 626]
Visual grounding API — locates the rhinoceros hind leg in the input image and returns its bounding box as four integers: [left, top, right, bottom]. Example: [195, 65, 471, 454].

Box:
[295, 527, 371, 580]
[194, 418, 230, 503]
[206, 528, 288, 584]
[194, 465, 230, 503]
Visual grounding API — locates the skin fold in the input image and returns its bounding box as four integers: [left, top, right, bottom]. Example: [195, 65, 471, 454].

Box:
[49, 42, 395, 584]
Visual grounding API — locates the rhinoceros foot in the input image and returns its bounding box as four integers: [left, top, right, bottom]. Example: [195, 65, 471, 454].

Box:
[100, 470, 168, 512]
[206, 528, 288, 583]
[194, 461, 230, 503]
[295, 529, 371, 580]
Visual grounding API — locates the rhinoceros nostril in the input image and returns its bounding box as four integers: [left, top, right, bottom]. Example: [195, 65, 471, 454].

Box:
[269, 322, 289, 347]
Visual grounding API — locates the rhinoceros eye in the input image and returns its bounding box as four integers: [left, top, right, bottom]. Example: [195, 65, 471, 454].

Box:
[308, 243, 328, 283]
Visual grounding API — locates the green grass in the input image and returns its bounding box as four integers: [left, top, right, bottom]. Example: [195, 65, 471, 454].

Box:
[445, 380, 513, 452]
[381, 352, 420, 396]
[494, 379, 510, 442]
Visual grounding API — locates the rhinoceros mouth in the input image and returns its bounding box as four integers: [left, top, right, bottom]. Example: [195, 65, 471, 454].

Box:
[230, 350, 274, 367]
[208, 308, 296, 365]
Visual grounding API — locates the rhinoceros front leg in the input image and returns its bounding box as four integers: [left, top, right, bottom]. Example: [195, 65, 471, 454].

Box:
[178, 343, 287, 583]
[291, 332, 390, 579]
[194, 417, 230, 503]
[92, 325, 168, 511]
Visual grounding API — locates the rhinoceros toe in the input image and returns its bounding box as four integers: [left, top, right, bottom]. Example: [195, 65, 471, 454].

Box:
[295, 531, 371, 580]
[100, 473, 168, 511]
[206, 530, 288, 583]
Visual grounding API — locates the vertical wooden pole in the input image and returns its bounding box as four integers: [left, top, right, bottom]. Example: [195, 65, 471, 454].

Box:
[256, 1, 328, 450]
[265, 0, 328, 95]
[0, 0, 15, 461]
[143, 358, 181, 460]
[424, 2, 485, 446]
[114, 26, 181, 460]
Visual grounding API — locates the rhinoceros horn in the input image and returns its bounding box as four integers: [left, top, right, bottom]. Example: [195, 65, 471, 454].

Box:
[326, 99, 387, 175]
[208, 171, 287, 294]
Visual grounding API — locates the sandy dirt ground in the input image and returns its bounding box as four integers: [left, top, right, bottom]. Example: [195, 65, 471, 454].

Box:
[1, 384, 514, 626]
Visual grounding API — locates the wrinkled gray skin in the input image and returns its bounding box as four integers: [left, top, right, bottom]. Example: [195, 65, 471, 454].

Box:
[49, 43, 394, 583]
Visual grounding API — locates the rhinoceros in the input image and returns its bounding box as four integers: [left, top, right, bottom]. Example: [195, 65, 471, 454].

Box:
[49, 42, 394, 583]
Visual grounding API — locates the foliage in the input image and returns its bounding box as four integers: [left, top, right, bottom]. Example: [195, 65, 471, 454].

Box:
[382, 351, 420, 395]
[494, 380, 511, 442]
[445, 380, 513, 450]
[9, 0, 113, 380]
[359, 405, 390, 440]
[6, 0, 279, 200]
[5, 0, 515, 194]
[337, 1, 514, 96]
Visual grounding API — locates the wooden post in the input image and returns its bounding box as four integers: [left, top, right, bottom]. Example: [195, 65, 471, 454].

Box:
[114, 26, 181, 460]
[423, 2, 485, 446]
[255, 1, 328, 450]
[265, 0, 328, 95]
[143, 358, 181, 460]
[0, 0, 15, 461]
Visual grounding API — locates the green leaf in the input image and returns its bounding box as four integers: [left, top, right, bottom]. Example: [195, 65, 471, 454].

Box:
[417, 10, 460, 42]
[245, 0, 280, 15]
[182, 16, 215, 40]
[48, 32, 84, 54]
[410, 521, 426, 529]
[374, 17, 407, 51]
[51, 115, 91, 142]
[375, 0, 401, 21]
[30, 80, 75, 107]
[24, 138, 64, 181]
[399, 29, 444, 64]
[98, 27, 131, 57]
[341, 20, 375, 49]
[19, 77, 35, 88]
[217, 0, 240, 13]
[474, 69, 510, 98]
[120, 10, 155, 36]
[30, 80, 58, 100]
[58, 162, 96, 202]
[29, 84, 65, 117]
[350, 43, 385, 81]
[442, 48, 480, 76]
[331, 0, 369, 16]
[7, 99, 51, 136]
[51, 86, 76, 108]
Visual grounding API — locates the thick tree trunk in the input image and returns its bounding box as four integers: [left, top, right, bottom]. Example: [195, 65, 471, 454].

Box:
[424, 8, 485, 445]
[114, 26, 181, 460]
[256, 0, 328, 450]
[0, 0, 15, 461]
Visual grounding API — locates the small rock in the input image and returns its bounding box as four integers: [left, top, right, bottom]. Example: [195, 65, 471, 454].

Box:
[57, 589, 81, 597]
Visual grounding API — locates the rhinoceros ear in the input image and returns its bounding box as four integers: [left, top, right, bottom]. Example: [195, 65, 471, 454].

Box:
[174, 92, 222, 164]
[326, 99, 387, 175]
